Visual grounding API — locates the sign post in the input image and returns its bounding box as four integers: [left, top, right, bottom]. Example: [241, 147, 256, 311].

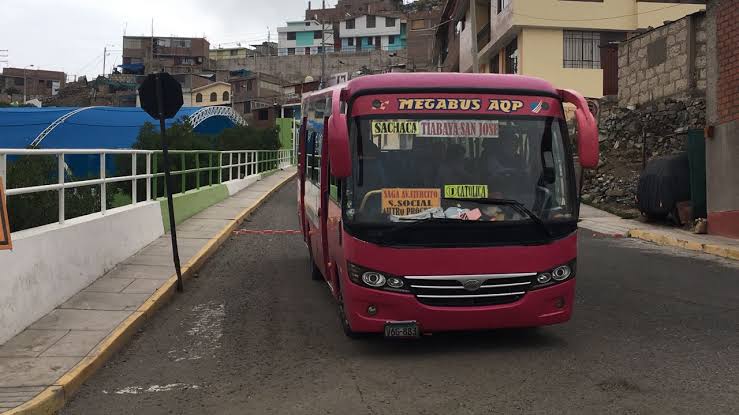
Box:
[138, 72, 185, 291]
[0, 177, 12, 251]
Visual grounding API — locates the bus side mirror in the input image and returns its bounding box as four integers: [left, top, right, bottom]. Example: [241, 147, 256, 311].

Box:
[558, 89, 599, 169]
[328, 114, 351, 178]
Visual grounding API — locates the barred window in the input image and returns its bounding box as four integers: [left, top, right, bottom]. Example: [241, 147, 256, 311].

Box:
[564, 31, 601, 69]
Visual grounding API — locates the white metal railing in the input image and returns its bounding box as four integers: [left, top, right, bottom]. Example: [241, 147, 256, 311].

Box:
[0, 148, 294, 229]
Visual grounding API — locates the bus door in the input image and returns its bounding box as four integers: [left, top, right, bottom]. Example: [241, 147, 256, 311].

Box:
[304, 96, 330, 278]
[298, 117, 308, 241]
[319, 114, 331, 279]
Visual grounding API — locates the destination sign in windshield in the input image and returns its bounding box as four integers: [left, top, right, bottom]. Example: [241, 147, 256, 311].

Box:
[371, 120, 499, 138]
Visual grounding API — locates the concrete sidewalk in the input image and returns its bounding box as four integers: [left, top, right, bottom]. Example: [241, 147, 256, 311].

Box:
[0, 168, 296, 414]
[579, 204, 739, 261]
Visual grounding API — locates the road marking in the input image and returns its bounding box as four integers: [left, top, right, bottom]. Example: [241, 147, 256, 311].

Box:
[168, 302, 225, 362]
[233, 229, 302, 235]
[106, 384, 201, 395]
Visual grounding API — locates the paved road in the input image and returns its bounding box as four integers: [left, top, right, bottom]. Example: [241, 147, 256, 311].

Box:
[63, 181, 739, 415]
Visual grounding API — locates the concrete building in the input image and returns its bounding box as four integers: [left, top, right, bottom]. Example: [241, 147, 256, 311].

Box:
[187, 82, 232, 107]
[122, 36, 211, 74]
[437, 0, 705, 98]
[210, 47, 251, 62]
[0, 67, 66, 101]
[277, 20, 335, 56]
[338, 14, 406, 52]
[230, 71, 285, 120]
[704, 0, 738, 238]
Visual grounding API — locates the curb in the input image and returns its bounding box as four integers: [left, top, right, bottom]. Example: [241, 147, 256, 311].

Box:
[3, 171, 296, 415]
[628, 229, 739, 261]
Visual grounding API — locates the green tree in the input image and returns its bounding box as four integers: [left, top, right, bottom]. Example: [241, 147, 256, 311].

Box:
[6, 155, 112, 232]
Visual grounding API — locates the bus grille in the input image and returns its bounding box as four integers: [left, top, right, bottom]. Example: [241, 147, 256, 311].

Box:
[406, 273, 535, 307]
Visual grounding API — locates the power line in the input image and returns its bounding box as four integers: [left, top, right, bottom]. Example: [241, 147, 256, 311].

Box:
[512, 4, 684, 22]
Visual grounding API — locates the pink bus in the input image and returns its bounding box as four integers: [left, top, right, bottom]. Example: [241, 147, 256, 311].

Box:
[297, 73, 598, 338]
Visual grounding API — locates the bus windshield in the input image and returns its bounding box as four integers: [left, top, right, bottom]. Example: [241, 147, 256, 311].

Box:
[345, 115, 575, 227]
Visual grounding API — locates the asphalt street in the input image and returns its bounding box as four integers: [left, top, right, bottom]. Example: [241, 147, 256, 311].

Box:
[63, 180, 739, 415]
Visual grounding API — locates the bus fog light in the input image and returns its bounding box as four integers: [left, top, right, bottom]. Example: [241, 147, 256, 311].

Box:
[362, 272, 387, 287]
[552, 265, 571, 281]
[387, 277, 404, 289]
[367, 305, 378, 316]
[536, 273, 552, 284]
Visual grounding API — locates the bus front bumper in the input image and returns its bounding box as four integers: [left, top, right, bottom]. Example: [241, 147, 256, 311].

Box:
[343, 279, 575, 334]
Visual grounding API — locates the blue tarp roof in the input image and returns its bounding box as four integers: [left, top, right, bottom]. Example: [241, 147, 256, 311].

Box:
[0, 106, 237, 149]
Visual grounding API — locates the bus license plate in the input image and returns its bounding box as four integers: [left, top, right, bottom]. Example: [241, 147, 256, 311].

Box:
[384, 321, 419, 339]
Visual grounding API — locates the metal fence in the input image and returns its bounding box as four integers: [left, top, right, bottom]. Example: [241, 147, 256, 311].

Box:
[0, 148, 293, 228]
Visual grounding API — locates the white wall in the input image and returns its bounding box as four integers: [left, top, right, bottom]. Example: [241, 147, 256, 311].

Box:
[0, 202, 164, 344]
[340, 15, 401, 38]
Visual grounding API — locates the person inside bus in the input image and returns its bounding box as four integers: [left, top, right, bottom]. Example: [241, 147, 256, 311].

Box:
[437, 143, 474, 185]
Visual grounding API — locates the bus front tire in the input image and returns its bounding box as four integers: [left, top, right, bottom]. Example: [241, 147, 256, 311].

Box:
[336, 282, 360, 339]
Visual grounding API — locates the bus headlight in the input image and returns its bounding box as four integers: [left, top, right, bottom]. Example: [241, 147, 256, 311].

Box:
[536, 273, 552, 284]
[531, 260, 576, 289]
[362, 272, 386, 287]
[347, 262, 410, 293]
[552, 265, 572, 281]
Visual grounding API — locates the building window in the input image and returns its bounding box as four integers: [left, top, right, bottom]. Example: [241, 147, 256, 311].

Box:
[348, 37, 355, 46]
[388, 35, 396, 45]
[305, 47, 311, 55]
[505, 37, 518, 74]
[497, 0, 511, 14]
[346, 18, 355, 29]
[287, 48, 295, 55]
[223, 91, 230, 101]
[210, 92, 218, 102]
[563, 30, 601, 69]
[172, 39, 191, 48]
[258, 109, 269, 120]
[196, 93, 203, 103]
[367, 37, 373, 46]
[317, 46, 324, 53]
[367, 15, 376, 28]
[287, 32, 296, 41]
[386, 17, 396, 27]
[411, 19, 425, 30]
[314, 31, 322, 39]
[230, 49, 239, 56]
[247, 80, 254, 91]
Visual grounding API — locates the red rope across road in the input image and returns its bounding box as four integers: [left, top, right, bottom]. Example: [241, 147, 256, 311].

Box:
[233, 229, 302, 236]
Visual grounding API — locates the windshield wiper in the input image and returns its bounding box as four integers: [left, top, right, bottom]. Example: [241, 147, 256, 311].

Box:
[444, 197, 552, 237]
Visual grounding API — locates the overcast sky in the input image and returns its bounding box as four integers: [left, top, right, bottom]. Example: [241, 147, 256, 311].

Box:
[0, 0, 344, 79]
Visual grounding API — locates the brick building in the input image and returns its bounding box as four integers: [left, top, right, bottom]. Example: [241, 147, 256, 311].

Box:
[229, 72, 286, 127]
[704, 0, 739, 237]
[0, 67, 66, 100]
[405, 7, 443, 71]
[122, 36, 211, 75]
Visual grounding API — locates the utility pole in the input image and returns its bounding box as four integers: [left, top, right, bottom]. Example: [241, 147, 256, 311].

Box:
[23, 64, 34, 102]
[103, 46, 107, 77]
[321, 19, 327, 88]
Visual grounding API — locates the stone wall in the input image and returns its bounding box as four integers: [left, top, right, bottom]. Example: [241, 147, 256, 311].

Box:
[618, 12, 707, 107]
[582, 95, 706, 210]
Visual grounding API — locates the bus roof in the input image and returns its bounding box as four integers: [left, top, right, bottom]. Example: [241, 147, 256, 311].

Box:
[342, 72, 559, 98]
